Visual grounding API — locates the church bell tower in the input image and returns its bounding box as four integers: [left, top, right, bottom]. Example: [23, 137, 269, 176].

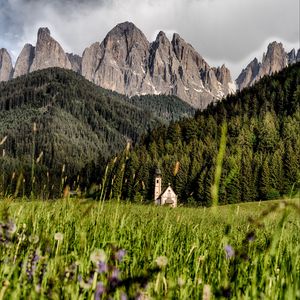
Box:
[154, 168, 162, 205]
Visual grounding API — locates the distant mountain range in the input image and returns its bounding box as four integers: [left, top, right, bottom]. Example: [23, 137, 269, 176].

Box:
[0, 22, 299, 108]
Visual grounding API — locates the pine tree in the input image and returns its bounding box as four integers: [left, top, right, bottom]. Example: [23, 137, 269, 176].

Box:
[259, 156, 271, 200]
[283, 142, 299, 195]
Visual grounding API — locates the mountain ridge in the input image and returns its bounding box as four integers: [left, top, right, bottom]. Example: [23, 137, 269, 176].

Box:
[0, 22, 299, 108]
[1, 22, 235, 109]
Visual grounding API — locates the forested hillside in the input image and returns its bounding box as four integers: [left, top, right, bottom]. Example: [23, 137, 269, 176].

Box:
[109, 63, 300, 204]
[0, 68, 194, 195]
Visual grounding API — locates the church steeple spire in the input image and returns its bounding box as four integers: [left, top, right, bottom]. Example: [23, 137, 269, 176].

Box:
[154, 168, 162, 205]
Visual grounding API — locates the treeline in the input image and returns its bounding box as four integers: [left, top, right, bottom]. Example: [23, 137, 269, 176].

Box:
[106, 63, 300, 205]
[0, 68, 194, 196]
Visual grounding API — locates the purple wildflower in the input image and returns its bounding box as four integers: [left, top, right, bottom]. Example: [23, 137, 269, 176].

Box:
[115, 249, 126, 262]
[109, 267, 121, 288]
[0, 220, 16, 244]
[95, 282, 105, 300]
[111, 267, 120, 280]
[121, 292, 128, 300]
[224, 245, 235, 259]
[26, 251, 40, 281]
[97, 261, 108, 274]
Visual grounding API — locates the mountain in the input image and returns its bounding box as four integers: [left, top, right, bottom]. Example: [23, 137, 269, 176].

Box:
[0, 68, 194, 195]
[81, 22, 235, 109]
[108, 63, 300, 204]
[3, 24, 298, 108]
[236, 42, 300, 90]
[7, 23, 235, 109]
[0, 48, 13, 82]
[13, 27, 72, 78]
[13, 44, 35, 78]
[67, 53, 82, 73]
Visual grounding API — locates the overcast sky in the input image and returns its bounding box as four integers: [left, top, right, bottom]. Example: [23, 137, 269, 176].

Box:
[0, 0, 299, 78]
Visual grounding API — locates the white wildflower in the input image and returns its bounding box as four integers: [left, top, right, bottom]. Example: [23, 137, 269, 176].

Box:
[203, 284, 211, 300]
[29, 235, 39, 244]
[177, 277, 185, 287]
[155, 256, 168, 268]
[54, 232, 64, 241]
[90, 249, 107, 264]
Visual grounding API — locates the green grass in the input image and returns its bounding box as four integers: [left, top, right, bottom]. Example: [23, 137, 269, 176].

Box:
[0, 198, 299, 299]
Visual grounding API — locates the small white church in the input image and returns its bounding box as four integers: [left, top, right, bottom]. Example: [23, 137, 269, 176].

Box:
[154, 168, 178, 208]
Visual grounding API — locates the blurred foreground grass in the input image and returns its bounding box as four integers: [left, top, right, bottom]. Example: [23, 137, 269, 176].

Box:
[0, 198, 299, 299]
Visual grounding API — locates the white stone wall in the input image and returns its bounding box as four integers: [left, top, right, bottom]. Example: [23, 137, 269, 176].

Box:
[160, 187, 177, 208]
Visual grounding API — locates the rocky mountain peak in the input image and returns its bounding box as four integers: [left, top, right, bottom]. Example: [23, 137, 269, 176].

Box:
[236, 57, 260, 90]
[155, 31, 170, 45]
[13, 44, 35, 78]
[37, 27, 51, 39]
[215, 64, 234, 86]
[236, 41, 298, 90]
[83, 22, 150, 94]
[287, 49, 296, 64]
[29, 27, 71, 72]
[0, 48, 13, 82]
[104, 21, 149, 48]
[111, 21, 139, 34]
[260, 41, 287, 75]
[171, 33, 187, 61]
[67, 53, 82, 73]
[101, 21, 149, 66]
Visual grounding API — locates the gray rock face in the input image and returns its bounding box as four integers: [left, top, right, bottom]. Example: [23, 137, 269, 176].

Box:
[30, 27, 71, 72]
[83, 22, 151, 94]
[0, 48, 13, 82]
[236, 42, 299, 90]
[297, 49, 300, 62]
[287, 49, 296, 65]
[81, 42, 103, 82]
[236, 58, 260, 90]
[13, 44, 35, 78]
[258, 42, 287, 77]
[67, 53, 82, 73]
[81, 22, 235, 108]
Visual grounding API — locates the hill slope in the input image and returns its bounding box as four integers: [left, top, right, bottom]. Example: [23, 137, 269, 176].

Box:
[110, 63, 300, 204]
[0, 68, 194, 194]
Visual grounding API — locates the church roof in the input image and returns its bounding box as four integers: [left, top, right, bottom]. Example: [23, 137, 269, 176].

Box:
[158, 184, 177, 199]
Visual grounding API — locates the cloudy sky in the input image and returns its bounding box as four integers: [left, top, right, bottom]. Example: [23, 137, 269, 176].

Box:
[0, 0, 299, 78]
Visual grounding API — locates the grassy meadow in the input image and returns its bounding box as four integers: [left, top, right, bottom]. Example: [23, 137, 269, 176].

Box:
[0, 198, 299, 299]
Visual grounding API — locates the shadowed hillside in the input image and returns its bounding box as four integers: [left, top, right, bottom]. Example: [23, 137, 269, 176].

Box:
[0, 68, 194, 195]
